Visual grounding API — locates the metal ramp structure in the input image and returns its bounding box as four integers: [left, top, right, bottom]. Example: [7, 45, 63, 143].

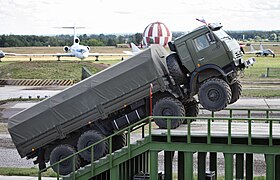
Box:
[38, 108, 280, 180]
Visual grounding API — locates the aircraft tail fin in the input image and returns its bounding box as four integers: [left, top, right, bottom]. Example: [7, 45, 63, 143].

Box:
[131, 43, 141, 54]
[123, 43, 142, 55]
[250, 44, 255, 52]
[260, 44, 264, 51]
[55, 25, 85, 45]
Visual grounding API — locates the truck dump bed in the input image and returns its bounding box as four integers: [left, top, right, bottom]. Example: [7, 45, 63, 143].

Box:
[8, 45, 170, 157]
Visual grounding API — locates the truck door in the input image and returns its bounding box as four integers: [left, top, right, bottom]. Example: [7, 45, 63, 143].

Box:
[190, 32, 230, 68]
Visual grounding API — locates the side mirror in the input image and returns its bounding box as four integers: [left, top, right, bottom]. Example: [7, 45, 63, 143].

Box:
[207, 32, 216, 44]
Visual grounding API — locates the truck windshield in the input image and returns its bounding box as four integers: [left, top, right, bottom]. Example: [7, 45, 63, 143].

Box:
[213, 29, 231, 40]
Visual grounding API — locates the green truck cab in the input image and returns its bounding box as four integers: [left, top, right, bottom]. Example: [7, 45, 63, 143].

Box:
[168, 23, 255, 111]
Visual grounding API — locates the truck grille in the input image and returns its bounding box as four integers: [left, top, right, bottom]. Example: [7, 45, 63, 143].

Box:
[235, 51, 242, 61]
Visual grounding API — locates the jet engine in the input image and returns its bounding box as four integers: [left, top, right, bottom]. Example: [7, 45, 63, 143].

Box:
[63, 46, 70, 52]
[0, 50, 5, 58]
[74, 38, 80, 44]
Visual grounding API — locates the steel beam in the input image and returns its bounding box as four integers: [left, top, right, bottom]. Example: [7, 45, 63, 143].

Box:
[198, 152, 206, 180]
[236, 153, 244, 179]
[178, 151, 184, 180]
[276, 155, 280, 180]
[149, 150, 158, 180]
[164, 151, 174, 180]
[210, 152, 217, 180]
[265, 154, 275, 180]
[246, 153, 253, 180]
[184, 152, 193, 180]
[110, 164, 119, 180]
[224, 153, 233, 180]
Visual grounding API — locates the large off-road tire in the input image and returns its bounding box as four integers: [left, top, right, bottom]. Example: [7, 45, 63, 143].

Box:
[198, 78, 232, 112]
[77, 130, 108, 162]
[153, 97, 185, 129]
[166, 53, 186, 85]
[229, 79, 242, 104]
[112, 134, 126, 152]
[182, 98, 199, 124]
[50, 144, 81, 175]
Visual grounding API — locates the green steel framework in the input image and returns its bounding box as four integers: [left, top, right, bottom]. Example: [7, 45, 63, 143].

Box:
[38, 108, 280, 180]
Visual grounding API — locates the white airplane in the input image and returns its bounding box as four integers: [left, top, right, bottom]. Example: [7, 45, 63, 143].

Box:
[0, 26, 130, 61]
[246, 44, 275, 58]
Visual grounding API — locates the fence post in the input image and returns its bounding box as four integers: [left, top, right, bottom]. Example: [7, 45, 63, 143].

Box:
[266, 154, 275, 180]
[149, 150, 158, 180]
[184, 152, 193, 180]
[246, 153, 253, 180]
[110, 164, 120, 180]
[198, 152, 207, 180]
[275, 155, 280, 180]
[224, 153, 233, 180]
[210, 152, 217, 180]
[178, 151, 184, 180]
[164, 151, 174, 180]
[267, 67, 270, 77]
[236, 153, 244, 179]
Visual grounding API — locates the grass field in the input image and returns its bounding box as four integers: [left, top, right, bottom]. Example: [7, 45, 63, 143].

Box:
[242, 54, 280, 81]
[0, 167, 56, 177]
[1, 46, 280, 97]
[0, 61, 109, 81]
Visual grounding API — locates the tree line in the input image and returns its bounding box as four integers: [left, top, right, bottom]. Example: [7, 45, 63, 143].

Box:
[0, 30, 279, 47]
[0, 33, 143, 47]
[227, 30, 280, 41]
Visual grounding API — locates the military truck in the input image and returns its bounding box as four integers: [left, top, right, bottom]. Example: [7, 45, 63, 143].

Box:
[167, 22, 255, 111]
[8, 23, 254, 175]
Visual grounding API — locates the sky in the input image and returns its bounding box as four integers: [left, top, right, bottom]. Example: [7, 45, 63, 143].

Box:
[0, 0, 280, 35]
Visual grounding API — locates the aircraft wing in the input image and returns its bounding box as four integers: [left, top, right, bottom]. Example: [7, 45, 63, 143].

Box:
[250, 43, 280, 46]
[88, 43, 141, 57]
[244, 50, 262, 54]
[3, 52, 74, 57]
[88, 53, 130, 57]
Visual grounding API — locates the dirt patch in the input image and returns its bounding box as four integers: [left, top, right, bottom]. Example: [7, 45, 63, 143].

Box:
[0, 123, 8, 134]
[0, 124, 14, 149]
[0, 137, 15, 149]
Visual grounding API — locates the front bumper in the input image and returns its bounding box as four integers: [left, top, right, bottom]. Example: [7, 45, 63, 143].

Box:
[244, 57, 256, 67]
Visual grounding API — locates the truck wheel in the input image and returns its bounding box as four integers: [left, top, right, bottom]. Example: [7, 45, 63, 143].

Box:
[153, 97, 185, 129]
[166, 53, 186, 85]
[198, 78, 232, 112]
[182, 98, 199, 124]
[229, 79, 242, 104]
[112, 134, 126, 152]
[77, 130, 108, 162]
[50, 144, 80, 175]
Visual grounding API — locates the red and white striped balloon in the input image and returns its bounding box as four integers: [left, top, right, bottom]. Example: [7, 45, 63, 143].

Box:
[143, 22, 172, 47]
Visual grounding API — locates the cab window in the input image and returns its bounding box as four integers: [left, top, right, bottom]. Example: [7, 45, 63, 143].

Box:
[194, 35, 210, 51]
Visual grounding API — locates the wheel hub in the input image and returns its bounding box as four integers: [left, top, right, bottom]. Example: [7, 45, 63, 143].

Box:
[162, 108, 173, 116]
[208, 89, 220, 102]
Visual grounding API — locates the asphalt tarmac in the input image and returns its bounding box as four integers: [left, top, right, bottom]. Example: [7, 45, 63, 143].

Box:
[1, 85, 280, 121]
[0, 85, 65, 101]
[1, 84, 280, 123]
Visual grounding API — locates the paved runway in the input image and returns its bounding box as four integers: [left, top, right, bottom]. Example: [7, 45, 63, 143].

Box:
[0, 85, 66, 101]
[0, 85, 280, 122]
